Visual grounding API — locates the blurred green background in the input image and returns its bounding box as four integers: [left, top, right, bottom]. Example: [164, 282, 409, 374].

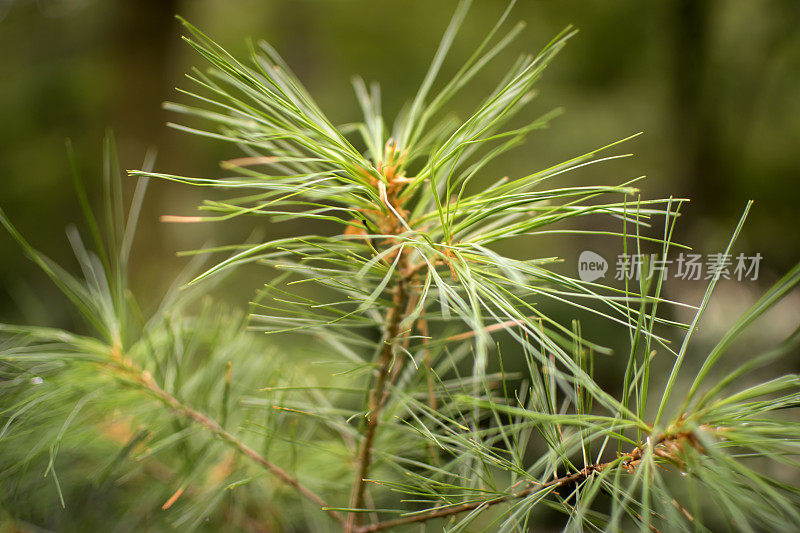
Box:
[2, 0, 800, 330]
[1, 0, 799, 352]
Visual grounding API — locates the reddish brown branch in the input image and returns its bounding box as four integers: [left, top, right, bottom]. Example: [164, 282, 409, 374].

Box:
[347, 269, 410, 531]
[353, 429, 709, 532]
[355, 465, 605, 533]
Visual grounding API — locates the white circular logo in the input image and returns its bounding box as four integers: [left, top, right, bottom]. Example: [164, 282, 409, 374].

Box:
[578, 250, 607, 282]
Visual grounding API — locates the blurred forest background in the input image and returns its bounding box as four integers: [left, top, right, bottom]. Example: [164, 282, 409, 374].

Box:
[1, 0, 799, 385]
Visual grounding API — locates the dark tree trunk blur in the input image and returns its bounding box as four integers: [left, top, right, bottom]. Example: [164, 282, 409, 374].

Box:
[111, 0, 179, 149]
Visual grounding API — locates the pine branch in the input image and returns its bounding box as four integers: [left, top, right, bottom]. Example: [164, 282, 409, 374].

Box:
[106, 346, 346, 526]
[354, 428, 708, 532]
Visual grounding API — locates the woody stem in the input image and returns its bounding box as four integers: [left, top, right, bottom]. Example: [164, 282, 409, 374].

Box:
[346, 258, 410, 531]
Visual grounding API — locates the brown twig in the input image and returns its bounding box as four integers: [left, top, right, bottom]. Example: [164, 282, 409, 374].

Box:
[106, 347, 345, 526]
[445, 316, 542, 343]
[346, 264, 410, 531]
[353, 428, 710, 532]
[355, 464, 606, 533]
